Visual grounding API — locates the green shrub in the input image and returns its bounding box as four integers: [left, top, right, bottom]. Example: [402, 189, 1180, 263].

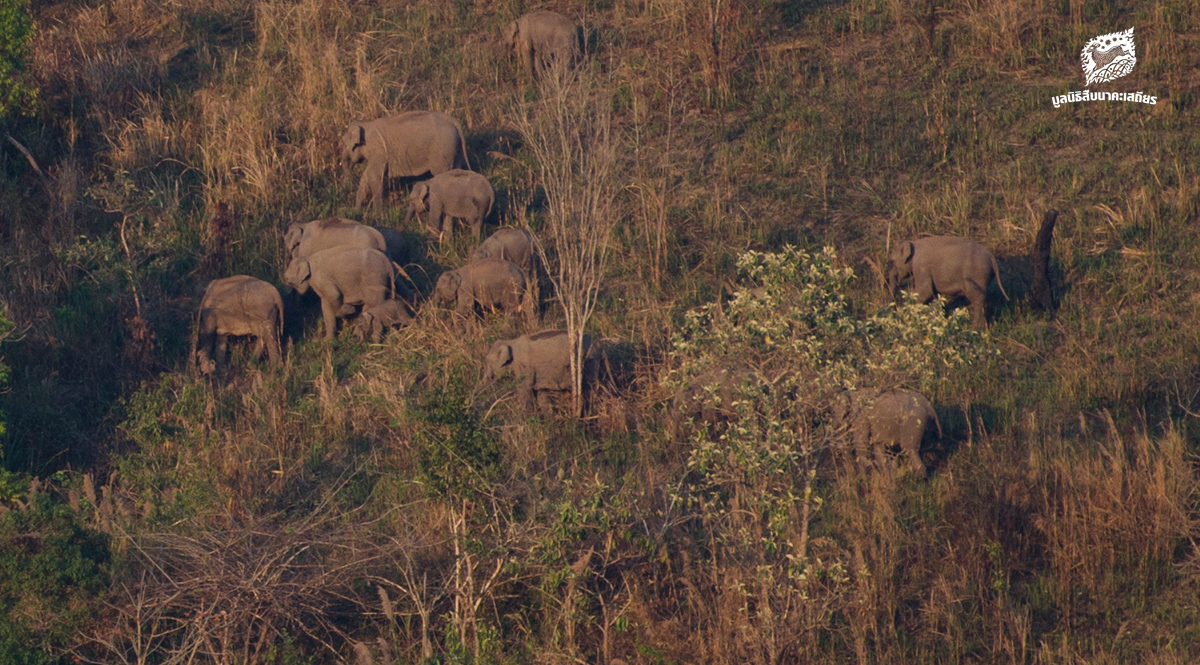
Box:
[0, 0, 33, 119]
[0, 497, 110, 664]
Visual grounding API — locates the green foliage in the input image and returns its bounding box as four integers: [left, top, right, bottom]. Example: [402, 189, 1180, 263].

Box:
[0, 496, 110, 664]
[0, 0, 33, 119]
[668, 245, 994, 397]
[413, 377, 501, 503]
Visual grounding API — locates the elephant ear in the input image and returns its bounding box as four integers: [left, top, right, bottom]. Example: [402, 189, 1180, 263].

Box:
[901, 241, 915, 264]
[283, 224, 303, 254]
[497, 343, 513, 367]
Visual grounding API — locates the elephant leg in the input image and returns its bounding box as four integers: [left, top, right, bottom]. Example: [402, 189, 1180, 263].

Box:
[914, 275, 937, 304]
[267, 327, 281, 364]
[964, 283, 988, 329]
[521, 42, 536, 80]
[215, 334, 229, 372]
[517, 379, 536, 414]
[320, 298, 340, 340]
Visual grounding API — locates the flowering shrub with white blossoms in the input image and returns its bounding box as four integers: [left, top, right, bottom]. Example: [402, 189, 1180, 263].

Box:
[661, 246, 995, 657]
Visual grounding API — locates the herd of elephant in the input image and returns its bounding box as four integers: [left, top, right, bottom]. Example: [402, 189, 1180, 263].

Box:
[192, 7, 1037, 475]
[195, 10, 599, 411]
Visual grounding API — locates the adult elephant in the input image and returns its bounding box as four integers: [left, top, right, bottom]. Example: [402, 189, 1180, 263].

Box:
[831, 389, 941, 478]
[887, 236, 1009, 330]
[340, 111, 469, 209]
[284, 218, 388, 261]
[505, 10, 581, 80]
[482, 330, 597, 413]
[195, 276, 284, 372]
[283, 246, 395, 340]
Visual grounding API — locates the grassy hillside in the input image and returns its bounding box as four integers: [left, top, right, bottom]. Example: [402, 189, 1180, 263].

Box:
[1, 0, 1199, 662]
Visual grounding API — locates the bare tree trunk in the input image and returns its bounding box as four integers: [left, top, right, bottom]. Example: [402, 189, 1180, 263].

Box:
[515, 71, 619, 417]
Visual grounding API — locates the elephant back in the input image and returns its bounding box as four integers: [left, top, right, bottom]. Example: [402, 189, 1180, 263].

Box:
[374, 111, 468, 177]
[293, 218, 387, 259]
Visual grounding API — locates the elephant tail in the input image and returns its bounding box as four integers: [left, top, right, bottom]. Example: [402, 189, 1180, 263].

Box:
[455, 119, 471, 171]
[990, 253, 1010, 301]
[520, 286, 538, 327]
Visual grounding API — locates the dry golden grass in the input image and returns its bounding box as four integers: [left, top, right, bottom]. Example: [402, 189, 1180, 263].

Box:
[1, 0, 1199, 661]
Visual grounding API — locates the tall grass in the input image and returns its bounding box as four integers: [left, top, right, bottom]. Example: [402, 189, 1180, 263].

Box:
[0, 0, 1198, 661]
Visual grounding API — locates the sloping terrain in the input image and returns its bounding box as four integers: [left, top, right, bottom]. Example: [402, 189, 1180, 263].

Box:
[1, 0, 1199, 662]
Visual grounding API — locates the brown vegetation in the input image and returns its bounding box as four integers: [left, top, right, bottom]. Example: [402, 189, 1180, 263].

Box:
[0, 0, 1198, 662]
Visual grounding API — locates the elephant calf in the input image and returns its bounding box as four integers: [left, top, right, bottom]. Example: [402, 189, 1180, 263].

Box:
[196, 276, 284, 372]
[831, 389, 941, 478]
[408, 169, 494, 242]
[505, 10, 581, 80]
[283, 246, 395, 340]
[887, 236, 1009, 330]
[431, 258, 532, 325]
[482, 330, 597, 413]
[472, 228, 536, 276]
[352, 299, 415, 343]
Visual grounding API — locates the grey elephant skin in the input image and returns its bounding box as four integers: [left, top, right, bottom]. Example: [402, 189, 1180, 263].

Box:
[196, 276, 284, 372]
[673, 366, 762, 427]
[283, 246, 395, 340]
[831, 389, 941, 478]
[472, 228, 535, 276]
[341, 111, 469, 209]
[431, 258, 532, 324]
[482, 330, 596, 412]
[285, 218, 388, 260]
[352, 299, 415, 343]
[505, 10, 581, 80]
[408, 169, 494, 241]
[887, 236, 1009, 329]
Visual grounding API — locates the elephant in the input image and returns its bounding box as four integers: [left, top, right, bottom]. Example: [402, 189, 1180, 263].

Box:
[472, 228, 535, 276]
[672, 365, 762, 427]
[283, 245, 395, 340]
[351, 299, 415, 343]
[831, 389, 941, 478]
[340, 111, 469, 209]
[505, 10, 581, 80]
[431, 258, 532, 325]
[887, 236, 1009, 329]
[408, 169, 494, 242]
[196, 276, 283, 372]
[482, 330, 597, 413]
[284, 218, 388, 261]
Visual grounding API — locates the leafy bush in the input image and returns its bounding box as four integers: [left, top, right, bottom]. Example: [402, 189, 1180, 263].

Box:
[662, 246, 993, 660]
[0, 0, 33, 119]
[0, 497, 110, 664]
